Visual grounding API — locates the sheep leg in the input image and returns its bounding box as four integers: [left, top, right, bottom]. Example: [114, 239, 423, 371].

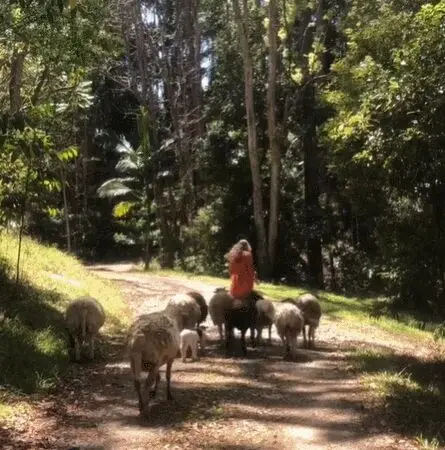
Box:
[302, 325, 308, 348]
[74, 336, 81, 362]
[149, 372, 161, 398]
[166, 360, 174, 400]
[256, 326, 262, 346]
[250, 325, 256, 348]
[240, 329, 247, 357]
[290, 338, 297, 361]
[134, 379, 144, 414]
[192, 342, 198, 362]
[268, 325, 272, 344]
[89, 336, 95, 360]
[217, 324, 224, 343]
[131, 353, 145, 414]
[284, 338, 290, 358]
[224, 321, 233, 356]
[309, 326, 315, 348]
[181, 341, 188, 362]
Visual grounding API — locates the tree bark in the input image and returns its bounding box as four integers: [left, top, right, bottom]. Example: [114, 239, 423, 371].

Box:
[231, 0, 268, 276]
[9, 48, 27, 115]
[302, 84, 323, 288]
[60, 167, 72, 253]
[267, 0, 280, 273]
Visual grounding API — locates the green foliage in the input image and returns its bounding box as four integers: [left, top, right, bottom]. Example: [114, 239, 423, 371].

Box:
[322, 0, 445, 309]
[180, 200, 226, 275]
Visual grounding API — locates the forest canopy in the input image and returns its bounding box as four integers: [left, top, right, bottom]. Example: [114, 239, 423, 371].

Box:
[1, 0, 445, 316]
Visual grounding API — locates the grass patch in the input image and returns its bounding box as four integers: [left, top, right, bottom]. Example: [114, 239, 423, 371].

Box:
[350, 347, 445, 446]
[0, 231, 131, 408]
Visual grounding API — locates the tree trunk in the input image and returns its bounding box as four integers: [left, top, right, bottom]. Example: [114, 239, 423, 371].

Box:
[16, 161, 31, 285]
[267, 0, 280, 274]
[60, 167, 72, 253]
[303, 84, 323, 288]
[9, 49, 27, 115]
[231, 0, 268, 276]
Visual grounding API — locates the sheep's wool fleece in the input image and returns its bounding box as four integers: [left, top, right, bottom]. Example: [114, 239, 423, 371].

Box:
[297, 293, 322, 323]
[128, 312, 180, 364]
[65, 296, 105, 333]
[275, 303, 304, 334]
[208, 290, 234, 325]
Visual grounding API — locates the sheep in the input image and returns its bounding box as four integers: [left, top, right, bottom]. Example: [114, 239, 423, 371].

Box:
[274, 301, 304, 360]
[185, 290, 208, 324]
[128, 311, 180, 416]
[296, 293, 322, 348]
[179, 326, 208, 362]
[208, 287, 233, 342]
[255, 298, 276, 345]
[65, 296, 105, 362]
[224, 290, 263, 357]
[164, 292, 202, 331]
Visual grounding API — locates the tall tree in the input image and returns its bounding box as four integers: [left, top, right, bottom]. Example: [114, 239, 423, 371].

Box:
[231, 0, 268, 275]
[266, 0, 280, 271]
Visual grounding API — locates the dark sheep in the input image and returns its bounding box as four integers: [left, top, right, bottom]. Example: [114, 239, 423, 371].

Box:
[224, 290, 264, 357]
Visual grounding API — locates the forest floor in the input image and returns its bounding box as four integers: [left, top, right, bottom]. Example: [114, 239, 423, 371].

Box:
[2, 263, 439, 449]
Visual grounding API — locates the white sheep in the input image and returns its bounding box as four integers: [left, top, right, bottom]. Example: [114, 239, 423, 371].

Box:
[180, 327, 207, 362]
[165, 292, 202, 331]
[274, 300, 304, 360]
[255, 298, 276, 345]
[65, 296, 105, 362]
[128, 311, 180, 416]
[208, 287, 233, 342]
[296, 293, 322, 348]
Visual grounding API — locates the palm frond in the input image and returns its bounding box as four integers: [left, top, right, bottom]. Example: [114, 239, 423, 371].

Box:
[96, 179, 134, 198]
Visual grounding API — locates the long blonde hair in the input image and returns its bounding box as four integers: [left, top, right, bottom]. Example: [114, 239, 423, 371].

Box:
[225, 239, 252, 263]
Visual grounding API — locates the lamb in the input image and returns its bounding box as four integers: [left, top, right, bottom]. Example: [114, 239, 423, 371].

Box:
[255, 298, 276, 345]
[274, 301, 304, 360]
[296, 293, 322, 348]
[208, 287, 233, 342]
[128, 311, 180, 416]
[179, 326, 208, 362]
[224, 290, 263, 357]
[65, 296, 105, 362]
[164, 292, 202, 331]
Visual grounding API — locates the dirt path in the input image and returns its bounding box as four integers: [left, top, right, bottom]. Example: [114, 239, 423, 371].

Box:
[7, 264, 419, 449]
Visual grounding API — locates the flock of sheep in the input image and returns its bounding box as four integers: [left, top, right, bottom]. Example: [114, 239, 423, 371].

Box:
[64, 287, 322, 417]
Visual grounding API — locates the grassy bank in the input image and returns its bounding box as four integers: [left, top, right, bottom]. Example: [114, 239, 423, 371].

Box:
[0, 232, 131, 399]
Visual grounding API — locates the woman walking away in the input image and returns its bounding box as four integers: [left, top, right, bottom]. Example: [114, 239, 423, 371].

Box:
[226, 239, 258, 308]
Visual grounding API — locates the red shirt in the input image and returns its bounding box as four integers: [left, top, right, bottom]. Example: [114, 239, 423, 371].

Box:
[229, 250, 256, 299]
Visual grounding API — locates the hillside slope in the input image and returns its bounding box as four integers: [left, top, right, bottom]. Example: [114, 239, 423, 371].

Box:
[0, 232, 131, 399]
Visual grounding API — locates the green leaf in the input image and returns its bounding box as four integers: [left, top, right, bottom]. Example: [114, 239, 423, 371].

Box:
[57, 146, 79, 162]
[113, 201, 138, 218]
